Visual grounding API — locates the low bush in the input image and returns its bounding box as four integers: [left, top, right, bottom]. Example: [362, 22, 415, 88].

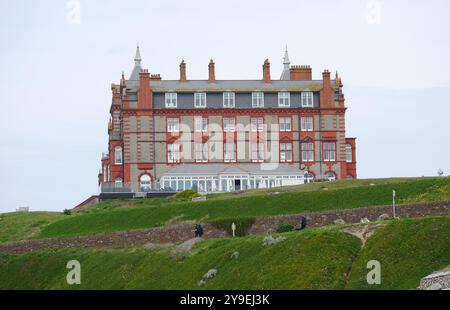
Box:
[276, 223, 294, 233]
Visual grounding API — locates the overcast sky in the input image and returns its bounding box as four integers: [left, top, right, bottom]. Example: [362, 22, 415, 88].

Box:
[0, 0, 449, 213]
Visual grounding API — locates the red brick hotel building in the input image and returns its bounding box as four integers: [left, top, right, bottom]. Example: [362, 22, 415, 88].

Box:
[98, 46, 357, 194]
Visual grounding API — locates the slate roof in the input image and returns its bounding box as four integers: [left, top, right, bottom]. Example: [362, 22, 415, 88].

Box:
[126, 79, 334, 93]
[161, 163, 304, 176]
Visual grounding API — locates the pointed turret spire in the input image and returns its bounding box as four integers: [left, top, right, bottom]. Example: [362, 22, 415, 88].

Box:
[134, 43, 142, 64]
[130, 43, 143, 81]
[280, 45, 291, 80]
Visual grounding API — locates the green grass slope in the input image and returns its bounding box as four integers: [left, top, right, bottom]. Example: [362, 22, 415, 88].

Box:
[38, 178, 449, 239]
[346, 216, 450, 289]
[0, 212, 64, 243]
[1, 216, 449, 290]
[0, 229, 360, 290]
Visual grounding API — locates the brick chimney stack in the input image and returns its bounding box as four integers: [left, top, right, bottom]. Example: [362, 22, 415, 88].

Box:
[322, 69, 331, 89]
[138, 69, 152, 109]
[320, 69, 333, 108]
[290, 65, 312, 81]
[208, 59, 215, 83]
[263, 59, 271, 83]
[180, 59, 187, 82]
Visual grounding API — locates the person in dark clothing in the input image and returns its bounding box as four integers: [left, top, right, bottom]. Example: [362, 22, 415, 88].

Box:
[300, 216, 307, 229]
[197, 224, 204, 237]
[295, 216, 308, 230]
[193, 224, 200, 237]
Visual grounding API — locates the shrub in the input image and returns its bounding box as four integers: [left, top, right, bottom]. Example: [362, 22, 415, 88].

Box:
[169, 190, 201, 201]
[209, 217, 255, 237]
[276, 223, 294, 233]
[62, 209, 72, 215]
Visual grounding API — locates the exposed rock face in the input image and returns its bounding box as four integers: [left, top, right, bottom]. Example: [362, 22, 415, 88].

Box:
[418, 269, 450, 290]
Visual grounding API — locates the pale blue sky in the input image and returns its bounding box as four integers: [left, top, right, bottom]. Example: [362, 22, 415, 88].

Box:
[0, 0, 449, 213]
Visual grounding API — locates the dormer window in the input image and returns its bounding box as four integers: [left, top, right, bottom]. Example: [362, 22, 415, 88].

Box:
[252, 92, 264, 108]
[165, 92, 177, 108]
[278, 91, 290, 107]
[223, 92, 235, 108]
[301, 92, 314, 107]
[194, 92, 206, 108]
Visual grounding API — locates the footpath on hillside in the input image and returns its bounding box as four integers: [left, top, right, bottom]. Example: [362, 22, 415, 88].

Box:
[0, 201, 449, 254]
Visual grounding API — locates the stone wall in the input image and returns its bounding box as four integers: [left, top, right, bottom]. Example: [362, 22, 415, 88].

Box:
[0, 201, 448, 255]
[0, 223, 226, 255]
[248, 200, 450, 234]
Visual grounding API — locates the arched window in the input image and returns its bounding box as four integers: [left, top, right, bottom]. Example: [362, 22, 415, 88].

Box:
[115, 146, 123, 164]
[304, 172, 315, 183]
[325, 171, 336, 181]
[346, 144, 353, 163]
[115, 178, 123, 188]
[140, 175, 152, 192]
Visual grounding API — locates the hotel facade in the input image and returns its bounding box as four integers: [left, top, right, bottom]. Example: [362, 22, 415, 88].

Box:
[98, 46, 357, 194]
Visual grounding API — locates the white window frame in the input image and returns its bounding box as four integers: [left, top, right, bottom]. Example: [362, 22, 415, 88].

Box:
[323, 142, 336, 162]
[168, 143, 181, 163]
[165, 92, 177, 108]
[195, 116, 208, 132]
[194, 92, 207, 108]
[140, 175, 152, 192]
[114, 146, 123, 165]
[301, 116, 313, 132]
[251, 117, 264, 132]
[115, 178, 123, 188]
[301, 142, 314, 162]
[278, 91, 290, 107]
[346, 144, 353, 163]
[223, 117, 236, 132]
[280, 142, 292, 162]
[301, 92, 314, 107]
[223, 92, 235, 108]
[251, 142, 264, 162]
[195, 143, 208, 163]
[167, 117, 179, 133]
[224, 142, 236, 162]
[252, 92, 264, 108]
[279, 117, 292, 132]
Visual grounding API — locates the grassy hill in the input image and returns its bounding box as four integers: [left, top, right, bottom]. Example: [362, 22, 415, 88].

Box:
[0, 215, 448, 290]
[0, 177, 448, 243]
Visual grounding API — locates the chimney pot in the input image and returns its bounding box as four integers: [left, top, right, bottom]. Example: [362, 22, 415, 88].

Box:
[180, 60, 187, 82]
[263, 59, 271, 83]
[208, 59, 216, 83]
